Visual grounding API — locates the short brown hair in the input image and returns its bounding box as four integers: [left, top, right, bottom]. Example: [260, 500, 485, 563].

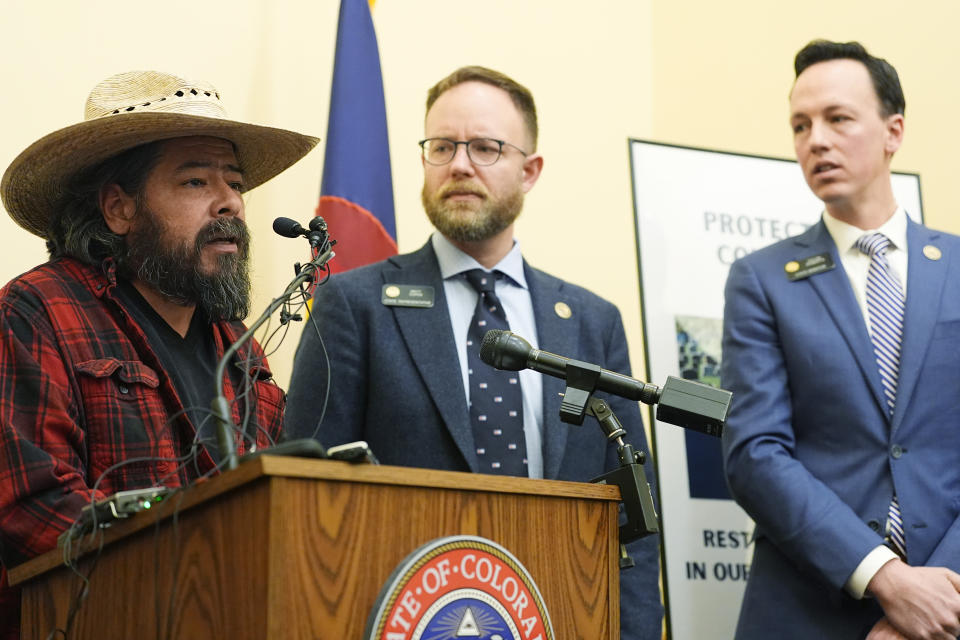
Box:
[426, 66, 538, 150]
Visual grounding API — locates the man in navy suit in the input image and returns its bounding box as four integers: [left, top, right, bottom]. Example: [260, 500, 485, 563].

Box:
[722, 40, 960, 639]
[285, 66, 663, 640]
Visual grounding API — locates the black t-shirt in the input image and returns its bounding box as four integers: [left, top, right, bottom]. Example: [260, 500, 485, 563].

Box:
[114, 279, 222, 461]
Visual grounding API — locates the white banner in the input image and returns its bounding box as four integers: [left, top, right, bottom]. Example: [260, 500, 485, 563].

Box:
[628, 140, 922, 639]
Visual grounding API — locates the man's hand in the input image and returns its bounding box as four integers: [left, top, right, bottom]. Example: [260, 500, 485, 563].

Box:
[866, 617, 909, 640]
[867, 559, 960, 640]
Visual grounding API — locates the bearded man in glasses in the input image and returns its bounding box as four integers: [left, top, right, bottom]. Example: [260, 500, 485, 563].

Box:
[285, 66, 663, 640]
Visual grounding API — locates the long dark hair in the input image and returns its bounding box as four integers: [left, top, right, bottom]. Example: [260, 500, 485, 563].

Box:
[46, 141, 163, 265]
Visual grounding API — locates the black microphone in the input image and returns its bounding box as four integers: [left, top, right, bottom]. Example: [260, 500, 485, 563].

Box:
[273, 216, 331, 249]
[308, 216, 327, 232]
[273, 216, 308, 238]
[479, 329, 730, 437]
[480, 329, 661, 403]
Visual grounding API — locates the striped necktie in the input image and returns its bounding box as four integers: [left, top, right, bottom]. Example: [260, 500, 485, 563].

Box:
[855, 232, 907, 559]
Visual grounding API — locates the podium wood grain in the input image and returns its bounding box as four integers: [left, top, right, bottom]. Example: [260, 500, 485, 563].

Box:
[14, 457, 622, 639]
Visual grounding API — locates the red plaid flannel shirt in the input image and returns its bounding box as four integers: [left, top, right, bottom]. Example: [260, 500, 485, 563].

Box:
[0, 257, 285, 637]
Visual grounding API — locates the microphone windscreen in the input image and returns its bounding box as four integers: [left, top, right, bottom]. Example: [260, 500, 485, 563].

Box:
[479, 329, 530, 371]
[479, 329, 506, 367]
[272, 217, 304, 238]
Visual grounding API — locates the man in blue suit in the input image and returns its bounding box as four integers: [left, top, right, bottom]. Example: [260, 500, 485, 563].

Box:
[722, 40, 960, 639]
[285, 66, 663, 640]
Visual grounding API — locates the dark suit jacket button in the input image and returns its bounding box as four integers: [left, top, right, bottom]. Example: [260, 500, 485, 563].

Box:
[867, 519, 881, 532]
[891, 444, 903, 459]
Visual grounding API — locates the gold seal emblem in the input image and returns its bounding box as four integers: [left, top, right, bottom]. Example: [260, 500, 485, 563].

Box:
[784, 261, 800, 274]
[367, 536, 555, 640]
[923, 245, 942, 261]
[384, 285, 401, 298]
[554, 302, 572, 319]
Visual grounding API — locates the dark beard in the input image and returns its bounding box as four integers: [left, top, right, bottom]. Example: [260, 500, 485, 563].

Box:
[116, 209, 251, 322]
[421, 182, 523, 243]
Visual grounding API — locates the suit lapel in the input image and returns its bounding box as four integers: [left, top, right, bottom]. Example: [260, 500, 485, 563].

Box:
[526, 264, 577, 479]
[799, 222, 889, 416]
[891, 221, 948, 432]
[382, 244, 477, 470]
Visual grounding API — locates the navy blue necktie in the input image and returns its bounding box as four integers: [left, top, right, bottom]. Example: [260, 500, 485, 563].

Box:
[856, 232, 907, 559]
[463, 269, 527, 476]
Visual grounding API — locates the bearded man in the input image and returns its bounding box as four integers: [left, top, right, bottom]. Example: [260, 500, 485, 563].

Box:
[0, 70, 318, 638]
[284, 66, 664, 640]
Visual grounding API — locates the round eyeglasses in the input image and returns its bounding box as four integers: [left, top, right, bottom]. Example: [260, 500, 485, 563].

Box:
[418, 138, 528, 166]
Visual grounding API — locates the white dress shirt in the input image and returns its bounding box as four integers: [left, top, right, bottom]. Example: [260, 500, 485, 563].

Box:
[822, 207, 908, 598]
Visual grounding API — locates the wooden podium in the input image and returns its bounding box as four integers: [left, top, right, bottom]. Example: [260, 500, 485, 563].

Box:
[10, 455, 623, 639]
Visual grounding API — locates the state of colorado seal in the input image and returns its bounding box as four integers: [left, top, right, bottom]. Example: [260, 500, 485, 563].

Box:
[365, 536, 554, 640]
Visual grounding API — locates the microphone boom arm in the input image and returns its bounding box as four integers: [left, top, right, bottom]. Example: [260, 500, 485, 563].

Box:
[480, 329, 730, 437]
[212, 243, 335, 471]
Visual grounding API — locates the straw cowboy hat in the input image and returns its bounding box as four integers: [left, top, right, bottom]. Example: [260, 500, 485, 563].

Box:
[0, 70, 319, 238]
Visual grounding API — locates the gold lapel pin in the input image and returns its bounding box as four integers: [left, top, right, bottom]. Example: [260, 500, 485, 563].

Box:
[923, 245, 942, 261]
[554, 302, 572, 319]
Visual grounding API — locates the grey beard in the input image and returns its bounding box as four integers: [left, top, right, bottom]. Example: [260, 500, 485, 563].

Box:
[117, 214, 251, 322]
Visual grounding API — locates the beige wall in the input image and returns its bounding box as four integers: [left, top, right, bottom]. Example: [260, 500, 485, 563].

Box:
[0, 0, 653, 393]
[2, 0, 957, 413]
[650, 0, 960, 234]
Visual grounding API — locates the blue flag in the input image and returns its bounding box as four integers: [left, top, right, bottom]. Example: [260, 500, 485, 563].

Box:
[317, 0, 397, 271]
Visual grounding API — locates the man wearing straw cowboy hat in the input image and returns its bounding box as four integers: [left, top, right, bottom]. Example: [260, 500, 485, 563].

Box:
[0, 70, 318, 636]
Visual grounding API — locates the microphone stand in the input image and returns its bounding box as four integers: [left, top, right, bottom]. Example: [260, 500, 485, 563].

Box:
[211, 239, 335, 471]
[558, 363, 660, 565]
[586, 397, 660, 546]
